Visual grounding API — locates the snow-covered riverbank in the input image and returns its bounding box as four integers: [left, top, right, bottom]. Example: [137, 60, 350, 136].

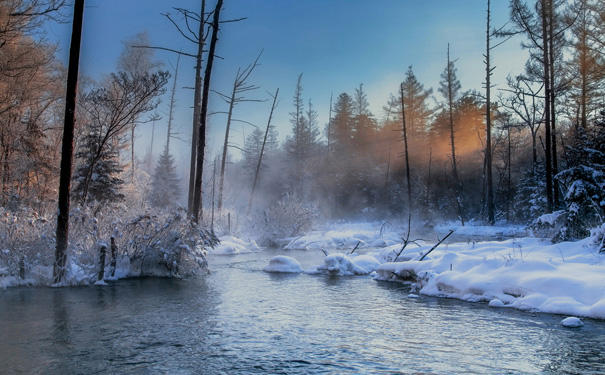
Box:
[259, 221, 605, 320]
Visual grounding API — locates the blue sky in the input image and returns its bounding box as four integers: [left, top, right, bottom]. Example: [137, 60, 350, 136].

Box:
[47, 0, 528, 167]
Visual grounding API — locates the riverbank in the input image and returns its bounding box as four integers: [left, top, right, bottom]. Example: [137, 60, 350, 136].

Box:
[258, 221, 605, 320]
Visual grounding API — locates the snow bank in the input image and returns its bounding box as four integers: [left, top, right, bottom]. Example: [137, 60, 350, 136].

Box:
[262, 256, 302, 273]
[434, 221, 527, 238]
[284, 222, 401, 250]
[305, 252, 383, 276]
[375, 237, 605, 319]
[211, 236, 261, 255]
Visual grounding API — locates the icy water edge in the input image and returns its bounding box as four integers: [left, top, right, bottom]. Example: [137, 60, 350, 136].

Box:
[1, 248, 604, 374]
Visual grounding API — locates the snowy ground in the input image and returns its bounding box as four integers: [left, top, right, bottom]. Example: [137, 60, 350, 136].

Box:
[258, 221, 605, 320]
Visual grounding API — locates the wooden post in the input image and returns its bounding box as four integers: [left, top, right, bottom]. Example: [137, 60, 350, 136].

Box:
[110, 236, 117, 277]
[19, 257, 25, 280]
[98, 244, 107, 281]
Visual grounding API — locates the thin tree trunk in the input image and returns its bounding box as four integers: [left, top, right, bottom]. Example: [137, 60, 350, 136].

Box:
[542, 0, 553, 212]
[400, 83, 412, 217]
[131, 121, 135, 183]
[217, 78, 237, 212]
[548, 0, 559, 208]
[426, 147, 432, 208]
[188, 0, 205, 216]
[166, 54, 181, 155]
[54, 0, 85, 284]
[193, 0, 222, 224]
[248, 88, 279, 213]
[485, 0, 495, 224]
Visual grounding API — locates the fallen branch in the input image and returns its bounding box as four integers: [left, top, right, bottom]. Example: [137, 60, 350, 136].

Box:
[419, 230, 455, 261]
[349, 241, 362, 255]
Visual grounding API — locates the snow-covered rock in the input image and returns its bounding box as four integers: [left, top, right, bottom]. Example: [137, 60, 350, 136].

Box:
[561, 317, 584, 328]
[212, 236, 261, 255]
[263, 256, 303, 273]
[314, 253, 371, 276]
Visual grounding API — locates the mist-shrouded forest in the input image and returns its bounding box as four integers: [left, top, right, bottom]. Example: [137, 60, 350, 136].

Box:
[1, 0, 605, 284]
[4, 1, 605, 373]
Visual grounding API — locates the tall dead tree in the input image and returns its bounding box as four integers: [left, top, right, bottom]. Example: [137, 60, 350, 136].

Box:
[54, 0, 84, 284]
[438, 43, 465, 225]
[165, 53, 181, 155]
[541, 0, 554, 212]
[188, 0, 205, 216]
[215, 51, 262, 212]
[400, 82, 412, 218]
[248, 88, 279, 213]
[485, 0, 495, 224]
[192, 0, 222, 224]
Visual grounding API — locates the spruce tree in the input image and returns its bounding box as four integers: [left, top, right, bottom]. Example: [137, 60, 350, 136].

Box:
[72, 132, 124, 203]
[149, 146, 181, 209]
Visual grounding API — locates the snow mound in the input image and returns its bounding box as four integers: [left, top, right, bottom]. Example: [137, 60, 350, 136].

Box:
[212, 236, 261, 255]
[489, 299, 505, 307]
[285, 222, 401, 250]
[263, 256, 303, 273]
[561, 317, 584, 328]
[374, 237, 605, 319]
[311, 252, 383, 276]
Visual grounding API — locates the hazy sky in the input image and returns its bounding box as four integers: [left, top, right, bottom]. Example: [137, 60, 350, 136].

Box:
[47, 0, 529, 166]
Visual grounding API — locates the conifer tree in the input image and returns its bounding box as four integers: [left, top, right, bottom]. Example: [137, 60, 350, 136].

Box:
[149, 146, 181, 208]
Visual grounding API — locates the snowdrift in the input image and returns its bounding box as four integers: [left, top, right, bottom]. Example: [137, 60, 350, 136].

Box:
[374, 237, 605, 319]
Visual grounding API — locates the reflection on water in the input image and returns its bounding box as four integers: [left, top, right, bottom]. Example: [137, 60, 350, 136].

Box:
[1, 248, 604, 374]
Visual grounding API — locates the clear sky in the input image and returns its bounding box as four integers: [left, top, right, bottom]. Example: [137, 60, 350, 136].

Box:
[47, 0, 528, 168]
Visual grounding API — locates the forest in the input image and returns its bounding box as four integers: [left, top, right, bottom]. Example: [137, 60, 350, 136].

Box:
[1, 0, 605, 285]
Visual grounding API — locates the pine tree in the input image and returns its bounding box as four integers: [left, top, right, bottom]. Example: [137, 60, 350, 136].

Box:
[72, 132, 124, 203]
[554, 109, 605, 241]
[243, 127, 265, 181]
[149, 146, 181, 209]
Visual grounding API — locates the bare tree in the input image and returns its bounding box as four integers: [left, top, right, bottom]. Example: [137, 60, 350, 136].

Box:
[214, 51, 262, 211]
[192, 0, 223, 224]
[485, 0, 495, 224]
[438, 43, 465, 225]
[248, 88, 279, 213]
[54, 0, 83, 284]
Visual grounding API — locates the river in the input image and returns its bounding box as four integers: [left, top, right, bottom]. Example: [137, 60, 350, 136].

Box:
[1, 248, 604, 374]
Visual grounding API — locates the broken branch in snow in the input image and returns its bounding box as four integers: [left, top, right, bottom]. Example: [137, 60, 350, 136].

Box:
[419, 230, 454, 261]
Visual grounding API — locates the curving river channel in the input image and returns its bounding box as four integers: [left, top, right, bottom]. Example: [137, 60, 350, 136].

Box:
[1, 248, 605, 374]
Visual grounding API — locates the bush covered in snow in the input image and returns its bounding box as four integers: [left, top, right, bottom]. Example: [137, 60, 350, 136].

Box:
[248, 193, 321, 246]
[0, 204, 218, 287]
[0, 208, 55, 281]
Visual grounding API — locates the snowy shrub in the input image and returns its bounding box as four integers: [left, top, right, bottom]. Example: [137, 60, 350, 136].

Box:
[248, 193, 320, 246]
[0, 208, 55, 280]
[589, 224, 605, 253]
[115, 211, 217, 277]
[553, 114, 605, 243]
[0, 203, 218, 286]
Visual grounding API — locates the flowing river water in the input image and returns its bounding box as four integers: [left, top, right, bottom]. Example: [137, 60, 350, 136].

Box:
[1, 248, 604, 374]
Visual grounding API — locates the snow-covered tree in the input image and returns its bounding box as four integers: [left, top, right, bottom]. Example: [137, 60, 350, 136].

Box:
[72, 132, 124, 203]
[148, 146, 181, 209]
[553, 109, 605, 241]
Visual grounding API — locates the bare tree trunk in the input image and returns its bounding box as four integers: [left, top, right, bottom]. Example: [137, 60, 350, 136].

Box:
[211, 157, 216, 230]
[131, 121, 135, 183]
[217, 80, 237, 212]
[542, 0, 553, 212]
[193, 0, 222, 224]
[426, 147, 432, 208]
[548, 0, 559, 209]
[54, 0, 84, 284]
[248, 88, 279, 213]
[166, 53, 181, 155]
[400, 83, 412, 218]
[485, 0, 495, 224]
[188, 0, 205, 216]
